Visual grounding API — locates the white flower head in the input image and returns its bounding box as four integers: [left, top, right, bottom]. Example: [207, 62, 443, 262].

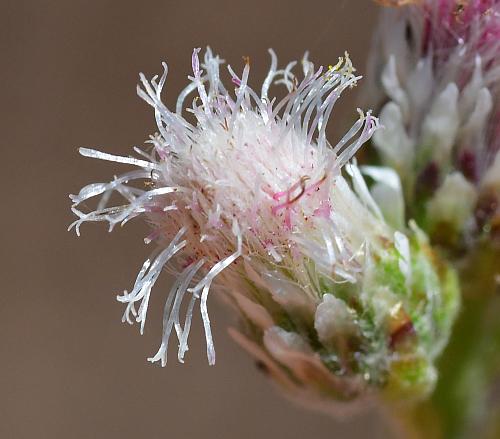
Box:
[70, 48, 380, 367]
[70, 48, 460, 408]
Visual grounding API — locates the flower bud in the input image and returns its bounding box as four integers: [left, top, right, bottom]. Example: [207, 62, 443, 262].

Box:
[367, 0, 500, 247]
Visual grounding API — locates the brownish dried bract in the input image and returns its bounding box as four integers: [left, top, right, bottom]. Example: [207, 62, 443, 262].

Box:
[374, 0, 421, 6]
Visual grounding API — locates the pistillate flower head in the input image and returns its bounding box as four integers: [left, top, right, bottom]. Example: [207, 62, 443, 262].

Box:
[70, 48, 459, 410]
[367, 0, 500, 247]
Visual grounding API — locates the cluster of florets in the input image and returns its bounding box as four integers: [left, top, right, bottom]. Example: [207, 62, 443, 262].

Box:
[70, 48, 459, 410]
[366, 0, 500, 247]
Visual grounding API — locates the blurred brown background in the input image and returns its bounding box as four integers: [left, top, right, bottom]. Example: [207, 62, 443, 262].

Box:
[1, 1, 389, 438]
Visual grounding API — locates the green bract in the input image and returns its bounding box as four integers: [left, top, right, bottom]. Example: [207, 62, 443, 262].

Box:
[231, 222, 460, 409]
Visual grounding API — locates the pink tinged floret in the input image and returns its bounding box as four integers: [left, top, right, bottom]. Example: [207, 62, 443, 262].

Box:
[271, 174, 329, 228]
[271, 178, 305, 203]
[156, 147, 169, 161]
[304, 175, 328, 196]
[313, 201, 332, 219]
[271, 177, 311, 230]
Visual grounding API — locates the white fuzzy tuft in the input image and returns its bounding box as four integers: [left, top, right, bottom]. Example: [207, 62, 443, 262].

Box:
[70, 48, 381, 365]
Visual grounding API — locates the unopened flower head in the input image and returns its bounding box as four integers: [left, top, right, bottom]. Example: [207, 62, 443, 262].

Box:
[367, 0, 500, 246]
[70, 49, 459, 409]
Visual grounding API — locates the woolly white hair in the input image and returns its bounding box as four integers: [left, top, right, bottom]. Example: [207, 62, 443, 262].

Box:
[70, 48, 381, 366]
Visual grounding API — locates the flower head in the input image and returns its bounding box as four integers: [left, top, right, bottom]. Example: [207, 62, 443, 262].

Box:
[70, 49, 458, 408]
[367, 0, 500, 246]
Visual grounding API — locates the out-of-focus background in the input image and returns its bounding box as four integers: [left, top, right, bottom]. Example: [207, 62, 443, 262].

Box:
[1, 1, 389, 437]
